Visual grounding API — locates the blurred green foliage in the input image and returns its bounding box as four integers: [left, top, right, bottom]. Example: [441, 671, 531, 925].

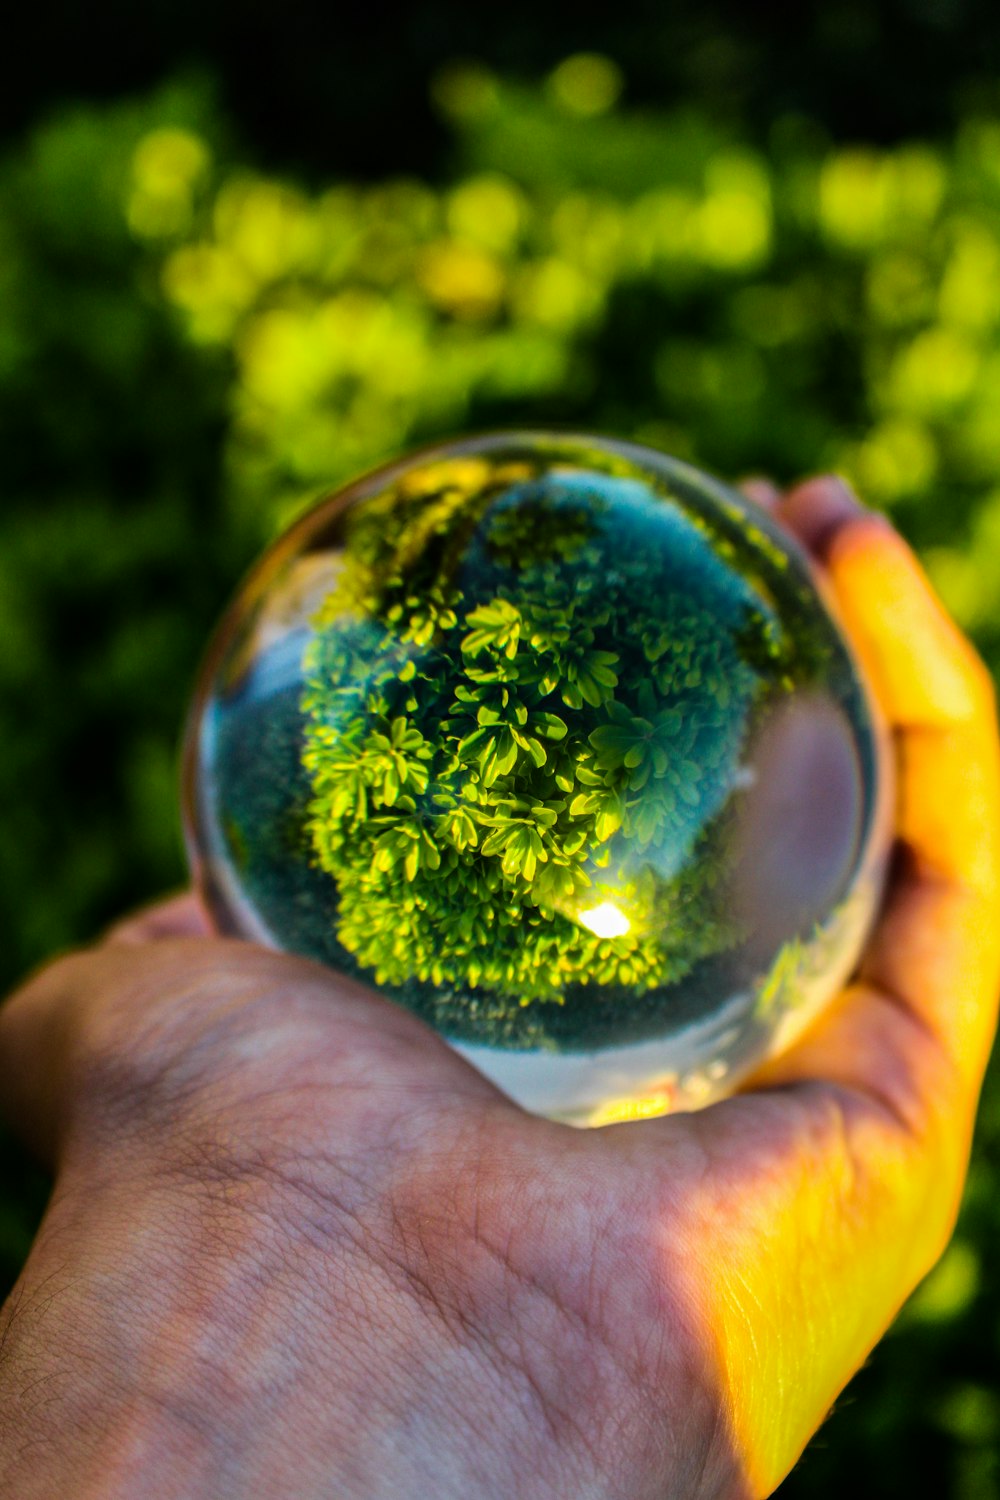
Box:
[3, 56, 1000, 1496]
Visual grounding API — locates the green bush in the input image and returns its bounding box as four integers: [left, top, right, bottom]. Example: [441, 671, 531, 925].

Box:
[4, 57, 1000, 1496]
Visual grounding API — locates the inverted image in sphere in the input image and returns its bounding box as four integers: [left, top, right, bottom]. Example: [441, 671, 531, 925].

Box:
[183, 432, 892, 1123]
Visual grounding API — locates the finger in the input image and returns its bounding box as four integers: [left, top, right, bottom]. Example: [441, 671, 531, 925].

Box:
[788, 479, 1000, 898]
[102, 890, 215, 945]
[776, 473, 873, 556]
[779, 477, 992, 731]
[743, 487, 1000, 1119]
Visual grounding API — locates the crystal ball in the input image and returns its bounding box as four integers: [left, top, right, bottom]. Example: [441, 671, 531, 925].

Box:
[183, 432, 893, 1124]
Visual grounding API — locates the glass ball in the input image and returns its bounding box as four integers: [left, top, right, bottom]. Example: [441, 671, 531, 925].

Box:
[183, 433, 893, 1124]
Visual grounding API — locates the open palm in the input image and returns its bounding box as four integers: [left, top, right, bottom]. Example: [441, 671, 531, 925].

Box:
[2, 478, 997, 1500]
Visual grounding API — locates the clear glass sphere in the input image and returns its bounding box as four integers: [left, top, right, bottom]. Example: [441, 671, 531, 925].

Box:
[183, 433, 893, 1124]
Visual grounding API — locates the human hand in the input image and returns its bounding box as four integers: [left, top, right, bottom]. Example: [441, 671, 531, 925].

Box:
[1, 478, 997, 1500]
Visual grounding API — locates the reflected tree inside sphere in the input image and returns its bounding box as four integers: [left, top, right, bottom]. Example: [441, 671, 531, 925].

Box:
[185, 433, 892, 1122]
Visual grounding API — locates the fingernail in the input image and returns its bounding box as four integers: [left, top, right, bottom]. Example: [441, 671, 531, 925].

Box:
[738, 476, 781, 510]
[780, 475, 870, 557]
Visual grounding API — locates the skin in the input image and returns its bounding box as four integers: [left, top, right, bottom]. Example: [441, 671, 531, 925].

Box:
[0, 477, 997, 1499]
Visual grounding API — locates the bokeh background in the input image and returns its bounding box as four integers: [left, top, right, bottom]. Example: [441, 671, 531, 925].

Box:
[3, 3, 1000, 1491]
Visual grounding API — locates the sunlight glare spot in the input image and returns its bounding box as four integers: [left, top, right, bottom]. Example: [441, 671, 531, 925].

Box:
[578, 900, 631, 938]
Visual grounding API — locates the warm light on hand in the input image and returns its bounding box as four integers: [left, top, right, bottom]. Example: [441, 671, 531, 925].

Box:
[0, 476, 996, 1500]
